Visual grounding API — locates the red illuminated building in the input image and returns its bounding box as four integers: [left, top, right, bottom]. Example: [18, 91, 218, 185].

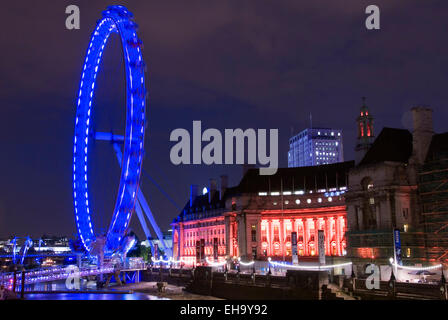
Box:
[172, 162, 354, 265]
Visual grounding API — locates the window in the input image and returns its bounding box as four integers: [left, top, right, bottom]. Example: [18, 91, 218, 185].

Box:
[402, 208, 409, 219]
[251, 225, 257, 242]
[362, 200, 377, 230]
[361, 177, 374, 191]
[355, 206, 360, 229]
[273, 225, 280, 242]
[252, 247, 257, 259]
[403, 224, 409, 232]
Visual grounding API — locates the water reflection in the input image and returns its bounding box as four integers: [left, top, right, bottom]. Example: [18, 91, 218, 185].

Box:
[24, 280, 170, 300]
[26, 292, 169, 300]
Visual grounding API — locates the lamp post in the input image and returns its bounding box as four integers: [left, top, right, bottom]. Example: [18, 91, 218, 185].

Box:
[224, 263, 228, 281]
[236, 261, 241, 283]
[440, 271, 447, 300]
[12, 269, 17, 293]
[159, 265, 163, 282]
[251, 264, 256, 284]
[20, 270, 25, 299]
[267, 257, 272, 275]
[388, 266, 396, 299]
[266, 258, 272, 287]
[350, 266, 356, 293]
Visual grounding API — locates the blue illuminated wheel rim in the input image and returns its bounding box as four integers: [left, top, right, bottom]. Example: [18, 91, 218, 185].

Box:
[72, 6, 146, 254]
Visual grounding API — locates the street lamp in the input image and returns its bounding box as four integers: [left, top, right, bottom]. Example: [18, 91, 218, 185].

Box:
[440, 272, 447, 300]
[267, 257, 272, 275]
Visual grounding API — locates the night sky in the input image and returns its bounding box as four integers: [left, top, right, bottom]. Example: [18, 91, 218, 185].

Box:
[1, 0, 448, 240]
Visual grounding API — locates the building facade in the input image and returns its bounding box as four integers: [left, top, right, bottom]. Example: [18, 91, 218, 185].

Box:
[172, 162, 354, 265]
[171, 181, 228, 265]
[172, 102, 448, 281]
[418, 132, 448, 261]
[288, 128, 344, 168]
[346, 106, 448, 279]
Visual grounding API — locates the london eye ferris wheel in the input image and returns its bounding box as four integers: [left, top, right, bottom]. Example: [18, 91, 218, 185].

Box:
[72, 5, 147, 255]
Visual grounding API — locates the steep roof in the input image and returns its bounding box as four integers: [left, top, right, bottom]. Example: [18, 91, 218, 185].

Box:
[425, 132, 448, 162]
[180, 190, 224, 213]
[359, 127, 413, 166]
[227, 161, 354, 195]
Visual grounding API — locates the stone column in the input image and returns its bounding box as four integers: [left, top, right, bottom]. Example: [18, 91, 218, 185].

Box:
[294, 219, 299, 236]
[304, 219, 309, 256]
[324, 217, 330, 255]
[375, 205, 381, 229]
[268, 220, 272, 256]
[225, 216, 231, 257]
[335, 216, 341, 256]
[357, 205, 364, 230]
[238, 213, 247, 258]
[179, 224, 184, 260]
[313, 218, 319, 256]
[256, 215, 262, 260]
[297, 219, 302, 256]
[280, 218, 284, 258]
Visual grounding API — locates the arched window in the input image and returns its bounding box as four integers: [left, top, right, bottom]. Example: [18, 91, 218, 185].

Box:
[360, 177, 376, 229]
[361, 177, 374, 191]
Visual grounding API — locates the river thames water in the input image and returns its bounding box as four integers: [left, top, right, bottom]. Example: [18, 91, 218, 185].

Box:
[20, 280, 220, 300]
[25, 292, 169, 300]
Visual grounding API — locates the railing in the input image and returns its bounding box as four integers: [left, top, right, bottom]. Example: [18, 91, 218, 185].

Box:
[0, 265, 117, 287]
[340, 276, 446, 300]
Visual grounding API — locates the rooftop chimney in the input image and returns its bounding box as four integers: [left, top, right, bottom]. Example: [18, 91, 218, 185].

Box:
[220, 175, 228, 200]
[411, 106, 434, 165]
[190, 184, 198, 208]
[209, 179, 217, 203]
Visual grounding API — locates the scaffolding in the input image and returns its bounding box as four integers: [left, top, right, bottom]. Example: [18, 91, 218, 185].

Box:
[419, 150, 448, 261]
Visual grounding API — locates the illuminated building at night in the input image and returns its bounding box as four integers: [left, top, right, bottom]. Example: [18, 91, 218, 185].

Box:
[346, 106, 448, 279]
[355, 97, 375, 164]
[419, 132, 448, 261]
[288, 128, 344, 168]
[172, 162, 354, 265]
